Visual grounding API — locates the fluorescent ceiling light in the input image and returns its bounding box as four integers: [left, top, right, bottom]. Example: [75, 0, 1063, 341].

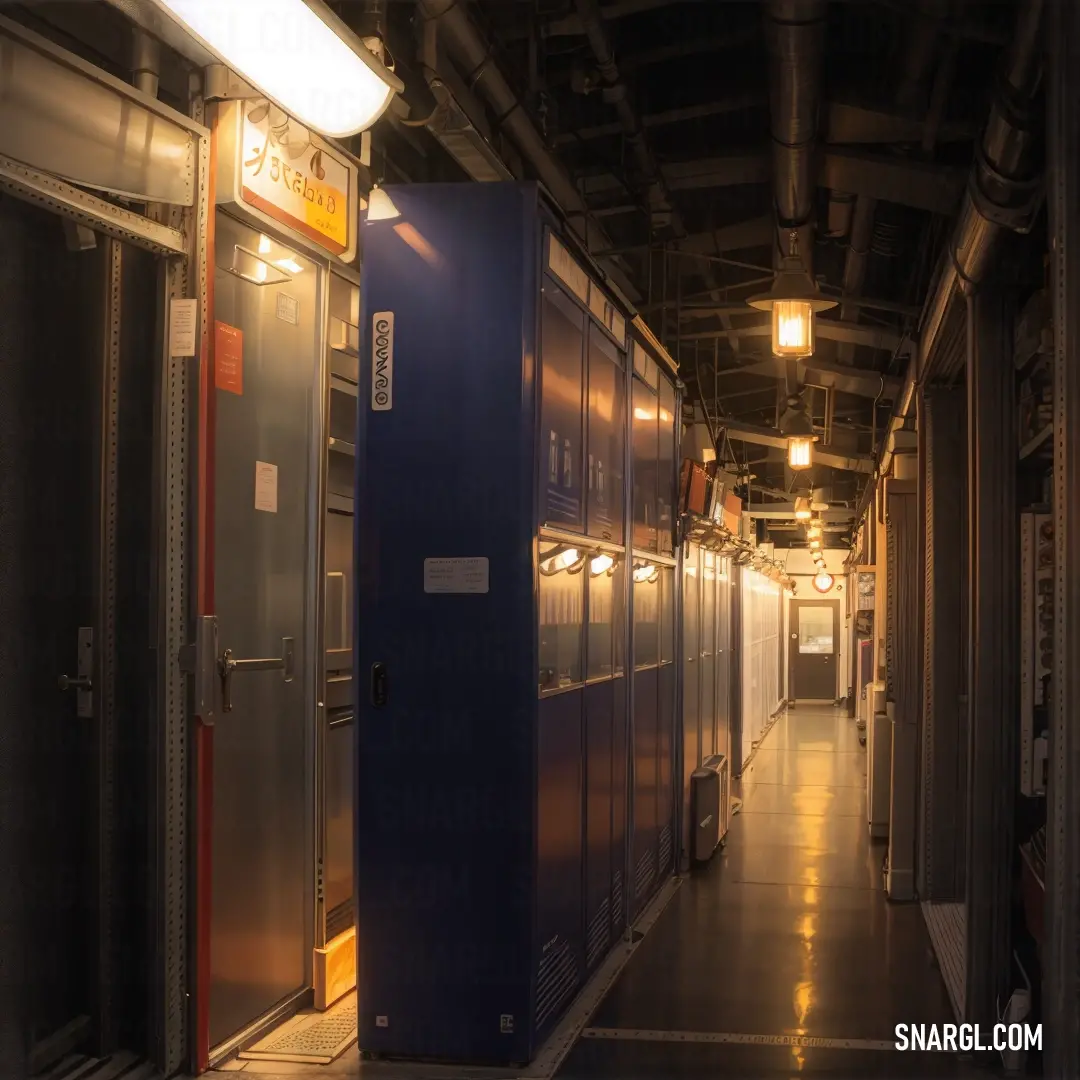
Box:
[148, 0, 402, 137]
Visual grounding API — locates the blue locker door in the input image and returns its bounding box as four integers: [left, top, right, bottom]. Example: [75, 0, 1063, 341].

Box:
[610, 673, 628, 936]
[536, 692, 585, 1039]
[630, 666, 659, 917]
[583, 681, 614, 971]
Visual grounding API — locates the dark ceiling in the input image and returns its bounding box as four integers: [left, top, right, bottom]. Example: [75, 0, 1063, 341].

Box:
[367, 0, 1032, 536]
[7, 0, 1038, 542]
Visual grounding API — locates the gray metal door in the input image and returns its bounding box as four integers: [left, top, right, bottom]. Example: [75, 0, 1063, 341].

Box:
[790, 600, 839, 700]
[209, 212, 319, 1048]
[0, 198, 110, 1065]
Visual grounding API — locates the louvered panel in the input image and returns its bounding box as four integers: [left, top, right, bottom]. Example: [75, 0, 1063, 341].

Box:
[887, 492, 920, 724]
[920, 391, 936, 899]
[922, 293, 968, 386]
[916, 389, 968, 902]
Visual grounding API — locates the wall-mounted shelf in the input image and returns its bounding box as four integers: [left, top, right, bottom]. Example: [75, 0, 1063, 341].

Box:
[328, 437, 355, 457]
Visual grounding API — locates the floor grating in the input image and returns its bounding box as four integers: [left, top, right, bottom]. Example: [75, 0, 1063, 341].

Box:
[239, 993, 358, 1065]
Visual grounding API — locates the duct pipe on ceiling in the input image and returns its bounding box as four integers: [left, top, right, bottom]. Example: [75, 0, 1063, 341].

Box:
[860, 0, 1044, 511]
[764, 0, 827, 268]
[837, 195, 877, 363]
[573, 0, 675, 229]
[416, 0, 639, 300]
[836, 3, 947, 362]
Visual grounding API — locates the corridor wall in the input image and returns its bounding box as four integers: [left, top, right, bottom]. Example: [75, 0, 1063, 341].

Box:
[740, 568, 783, 766]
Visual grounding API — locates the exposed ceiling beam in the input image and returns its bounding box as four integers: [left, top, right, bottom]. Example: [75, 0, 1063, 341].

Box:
[662, 153, 773, 190]
[619, 26, 761, 70]
[559, 96, 974, 148]
[682, 318, 904, 352]
[678, 291, 919, 319]
[744, 506, 856, 521]
[580, 148, 965, 212]
[821, 147, 964, 215]
[554, 94, 765, 145]
[719, 419, 875, 473]
[713, 357, 901, 399]
[679, 215, 775, 255]
[544, 0, 681, 36]
[825, 99, 976, 145]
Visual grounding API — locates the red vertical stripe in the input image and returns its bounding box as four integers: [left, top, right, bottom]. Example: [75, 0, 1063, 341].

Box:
[194, 109, 219, 1075]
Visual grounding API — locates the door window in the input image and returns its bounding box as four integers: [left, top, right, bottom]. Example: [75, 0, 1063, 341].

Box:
[798, 606, 834, 654]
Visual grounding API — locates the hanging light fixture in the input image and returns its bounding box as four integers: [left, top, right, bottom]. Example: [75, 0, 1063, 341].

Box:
[747, 230, 838, 359]
[807, 521, 823, 541]
[794, 496, 812, 522]
[779, 394, 817, 471]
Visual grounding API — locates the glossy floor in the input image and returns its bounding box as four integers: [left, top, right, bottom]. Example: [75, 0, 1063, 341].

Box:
[209, 708, 973, 1079]
[558, 706, 976, 1079]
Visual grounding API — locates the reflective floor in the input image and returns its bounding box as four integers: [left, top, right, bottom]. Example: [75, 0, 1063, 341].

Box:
[210, 708, 977, 1080]
[558, 706, 978, 1079]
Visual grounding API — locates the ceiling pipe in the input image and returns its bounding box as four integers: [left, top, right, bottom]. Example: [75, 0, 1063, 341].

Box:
[856, 0, 1045, 520]
[835, 3, 947, 363]
[573, 0, 675, 231]
[836, 195, 877, 363]
[764, 0, 827, 270]
[416, 0, 640, 300]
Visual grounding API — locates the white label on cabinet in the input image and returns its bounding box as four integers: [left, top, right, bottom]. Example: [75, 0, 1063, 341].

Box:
[371, 311, 394, 411]
[254, 461, 278, 513]
[423, 557, 489, 594]
[169, 298, 198, 357]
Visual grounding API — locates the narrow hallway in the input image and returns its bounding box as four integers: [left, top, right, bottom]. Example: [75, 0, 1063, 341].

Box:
[557, 707, 978, 1078]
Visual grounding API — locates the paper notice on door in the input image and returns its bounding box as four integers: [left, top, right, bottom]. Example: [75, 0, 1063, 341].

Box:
[169, 298, 198, 356]
[255, 461, 278, 513]
[423, 557, 489, 594]
[215, 321, 243, 395]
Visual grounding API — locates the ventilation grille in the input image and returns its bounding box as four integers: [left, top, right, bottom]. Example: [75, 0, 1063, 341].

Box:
[534, 937, 578, 1032]
[658, 825, 673, 875]
[610, 870, 624, 930]
[586, 896, 611, 968]
[634, 847, 657, 899]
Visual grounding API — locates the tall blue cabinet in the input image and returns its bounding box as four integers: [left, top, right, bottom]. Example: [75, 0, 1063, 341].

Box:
[354, 182, 679, 1065]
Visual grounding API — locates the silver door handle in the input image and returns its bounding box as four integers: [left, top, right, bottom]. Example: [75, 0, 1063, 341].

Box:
[58, 675, 92, 691]
[219, 637, 295, 712]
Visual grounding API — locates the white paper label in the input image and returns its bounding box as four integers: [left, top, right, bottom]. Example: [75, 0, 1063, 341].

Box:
[169, 298, 198, 357]
[371, 311, 394, 411]
[254, 461, 278, 513]
[423, 557, 489, 594]
[275, 292, 299, 325]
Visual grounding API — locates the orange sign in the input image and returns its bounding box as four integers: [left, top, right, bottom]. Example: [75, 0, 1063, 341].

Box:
[215, 321, 243, 395]
[239, 103, 350, 255]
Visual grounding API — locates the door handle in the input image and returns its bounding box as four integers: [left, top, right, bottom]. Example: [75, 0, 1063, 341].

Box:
[371, 662, 388, 708]
[58, 627, 94, 718]
[219, 637, 295, 713]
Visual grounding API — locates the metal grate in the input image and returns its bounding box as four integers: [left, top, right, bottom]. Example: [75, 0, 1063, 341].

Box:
[534, 937, 578, 1033]
[610, 869, 623, 932]
[658, 824, 673, 875]
[586, 896, 611, 969]
[922, 901, 967, 1022]
[239, 995, 357, 1065]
